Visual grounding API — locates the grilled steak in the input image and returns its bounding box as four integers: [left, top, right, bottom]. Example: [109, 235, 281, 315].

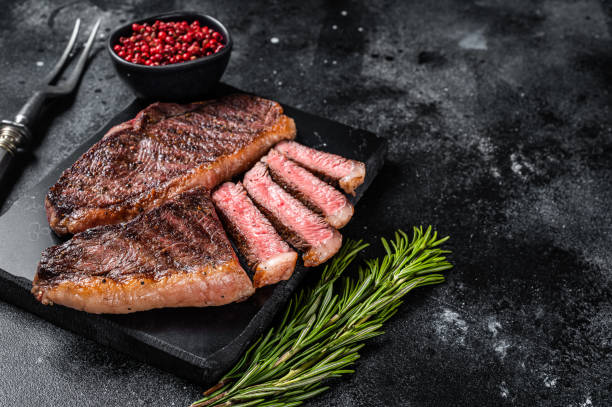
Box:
[264, 149, 354, 229]
[213, 182, 298, 288]
[32, 187, 254, 314]
[46, 94, 296, 236]
[274, 141, 365, 195]
[243, 162, 342, 267]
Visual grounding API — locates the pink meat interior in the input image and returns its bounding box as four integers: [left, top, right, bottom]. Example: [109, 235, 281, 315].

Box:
[265, 149, 350, 217]
[275, 140, 356, 180]
[213, 182, 292, 263]
[243, 162, 335, 246]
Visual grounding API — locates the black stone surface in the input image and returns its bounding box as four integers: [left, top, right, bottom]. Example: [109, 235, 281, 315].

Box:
[0, 0, 610, 406]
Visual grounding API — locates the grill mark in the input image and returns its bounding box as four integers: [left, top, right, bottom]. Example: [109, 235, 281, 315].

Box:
[126, 219, 177, 274]
[142, 195, 230, 268]
[123, 214, 180, 275]
[200, 97, 273, 120]
[112, 103, 267, 177]
[215, 107, 260, 130]
[222, 97, 277, 123]
[131, 110, 264, 178]
[198, 101, 260, 125]
[152, 211, 207, 268]
[151, 124, 248, 160]
[37, 188, 239, 289]
[46, 94, 295, 234]
[175, 113, 261, 140]
[186, 204, 235, 258]
[53, 95, 262, 182]
[134, 135, 201, 173]
[53, 117, 248, 211]
[141, 102, 205, 126]
[54, 133, 157, 210]
[177, 104, 266, 135]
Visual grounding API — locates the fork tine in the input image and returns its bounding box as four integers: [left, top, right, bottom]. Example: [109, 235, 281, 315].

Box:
[56, 18, 101, 94]
[43, 19, 81, 85]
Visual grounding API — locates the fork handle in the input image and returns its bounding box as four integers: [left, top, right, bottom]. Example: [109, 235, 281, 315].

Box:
[0, 121, 31, 184]
[0, 147, 12, 182]
[0, 90, 41, 184]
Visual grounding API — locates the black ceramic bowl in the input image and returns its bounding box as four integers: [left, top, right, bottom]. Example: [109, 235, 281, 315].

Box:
[107, 11, 232, 101]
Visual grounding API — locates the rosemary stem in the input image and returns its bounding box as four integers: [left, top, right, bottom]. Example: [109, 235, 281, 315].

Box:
[191, 227, 452, 407]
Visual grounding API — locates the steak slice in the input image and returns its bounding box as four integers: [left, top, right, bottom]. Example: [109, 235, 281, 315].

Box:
[264, 149, 354, 229]
[32, 187, 254, 314]
[46, 94, 296, 236]
[212, 182, 298, 288]
[274, 141, 366, 195]
[243, 162, 342, 267]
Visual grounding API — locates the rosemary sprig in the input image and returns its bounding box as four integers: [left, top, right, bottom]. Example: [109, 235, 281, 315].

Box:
[191, 226, 452, 407]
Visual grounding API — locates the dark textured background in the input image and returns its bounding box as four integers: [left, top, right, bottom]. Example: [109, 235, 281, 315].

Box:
[0, 0, 610, 406]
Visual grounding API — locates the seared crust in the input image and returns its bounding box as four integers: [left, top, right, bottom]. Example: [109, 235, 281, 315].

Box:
[46, 94, 296, 236]
[33, 187, 255, 314]
[253, 252, 298, 288]
[339, 162, 366, 196]
[33, 262, 253, 314]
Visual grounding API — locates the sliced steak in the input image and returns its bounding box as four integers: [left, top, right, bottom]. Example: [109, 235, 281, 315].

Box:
[274, 141, 366, 195]
[46, 94, 296, 236]
[264, 149, 354, 229]
[212, 182, 297, 288]
[243, 162, 342, 267]
[32, 187, 254, 314]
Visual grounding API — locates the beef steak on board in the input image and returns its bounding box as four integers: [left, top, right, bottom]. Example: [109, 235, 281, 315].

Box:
[46, 94, 296, 236]
[33, 187, 254, 314]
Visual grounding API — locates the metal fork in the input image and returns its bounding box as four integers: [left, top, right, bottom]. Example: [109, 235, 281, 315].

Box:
[0, 18, 101, 181]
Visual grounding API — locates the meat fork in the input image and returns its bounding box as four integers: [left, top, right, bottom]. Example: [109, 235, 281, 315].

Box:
[0, 18, 101, 182]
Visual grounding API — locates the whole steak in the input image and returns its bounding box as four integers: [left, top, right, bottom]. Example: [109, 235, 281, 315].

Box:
[46, 94, 296, 236]
[33, 187, 254, 314]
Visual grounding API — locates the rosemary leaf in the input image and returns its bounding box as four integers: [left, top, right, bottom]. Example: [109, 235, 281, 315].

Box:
[191, 226, 452, 407]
